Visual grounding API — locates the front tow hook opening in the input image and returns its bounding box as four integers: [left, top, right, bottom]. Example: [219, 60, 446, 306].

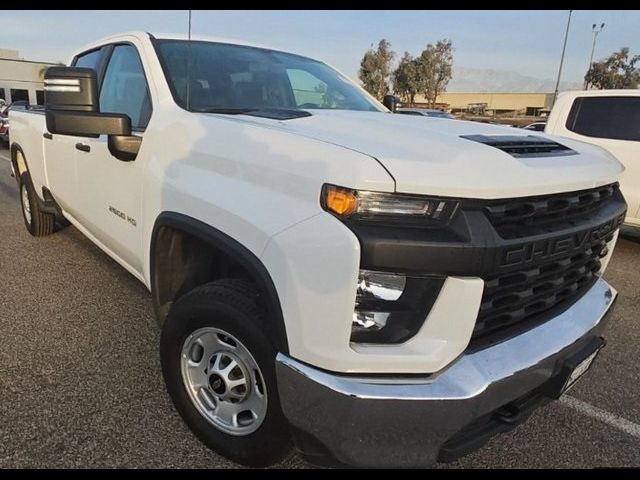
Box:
[493, 403, 522, 425]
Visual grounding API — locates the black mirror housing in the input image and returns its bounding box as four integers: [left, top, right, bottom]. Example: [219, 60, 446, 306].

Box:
[44, 66, 133, 139]
[108, 135, 142, 162]
[383, 94, 399, 112]
[44, 67, 99, 112]
[46, 110, 132, 138]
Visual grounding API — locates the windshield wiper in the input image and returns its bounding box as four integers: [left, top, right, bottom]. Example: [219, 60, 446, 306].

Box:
[193, 107, 312, 120]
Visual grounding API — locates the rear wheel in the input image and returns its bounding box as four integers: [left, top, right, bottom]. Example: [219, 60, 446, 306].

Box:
[19, 172, 55, 237]
[160, 279, 292, 467]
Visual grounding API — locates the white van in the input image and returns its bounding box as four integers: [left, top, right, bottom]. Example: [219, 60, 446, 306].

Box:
[546, 89, 640, 226]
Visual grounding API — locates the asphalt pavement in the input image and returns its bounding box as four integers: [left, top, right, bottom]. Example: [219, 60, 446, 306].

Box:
[1, 144, 639, 468]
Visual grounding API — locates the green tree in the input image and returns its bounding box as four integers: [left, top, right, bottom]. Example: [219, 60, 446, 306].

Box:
[393, 52, 422, 107]
[585, 48, 640, 89]
[417, 39, 454, 108]
[358, 39, 395, 100]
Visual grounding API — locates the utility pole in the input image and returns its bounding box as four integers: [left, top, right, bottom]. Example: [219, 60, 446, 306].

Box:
[584, 23, 605, 89]
[553, 10, 573, 105]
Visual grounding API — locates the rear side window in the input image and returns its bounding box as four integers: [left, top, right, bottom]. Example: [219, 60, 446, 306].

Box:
[566, 96, 640, 141]
[73, 47, 106, 89]
[73, 48, 104, 71]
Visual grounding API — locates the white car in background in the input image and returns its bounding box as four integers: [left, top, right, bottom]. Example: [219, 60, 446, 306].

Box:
[523, 121, 547, 132]
[546, 89, 640, 226]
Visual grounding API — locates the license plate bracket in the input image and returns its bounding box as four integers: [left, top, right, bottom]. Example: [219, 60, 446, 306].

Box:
[540, 336, 605, 399]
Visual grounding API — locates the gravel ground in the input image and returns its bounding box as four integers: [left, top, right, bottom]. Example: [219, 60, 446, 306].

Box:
[1, 146, 639, 468]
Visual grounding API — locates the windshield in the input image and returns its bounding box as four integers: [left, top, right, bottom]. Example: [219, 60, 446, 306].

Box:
[154, 39, 383, 113]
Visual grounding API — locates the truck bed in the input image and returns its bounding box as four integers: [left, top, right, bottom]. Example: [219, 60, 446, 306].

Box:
[9, 107, 48, 199]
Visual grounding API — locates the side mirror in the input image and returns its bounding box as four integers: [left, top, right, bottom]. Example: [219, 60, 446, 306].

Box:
[383, 94, 399, 112]
[44, 66, 141, 161]
[44, 66, 98, 112]
[45, 109, 132, 138]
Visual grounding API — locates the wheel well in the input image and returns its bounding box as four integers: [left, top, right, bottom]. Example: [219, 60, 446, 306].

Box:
[11, 143, 28, 176]
[153, 226, 254, 317]
[151, 213, 289, 353]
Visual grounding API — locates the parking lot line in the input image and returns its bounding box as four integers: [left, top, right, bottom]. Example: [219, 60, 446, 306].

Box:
[0, 151, 10, 162]
[560, 395, 640, 439]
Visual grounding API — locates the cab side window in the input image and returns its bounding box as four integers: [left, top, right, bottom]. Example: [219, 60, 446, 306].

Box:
[566, 96, 640, 142]
[99, 45, 152, 130]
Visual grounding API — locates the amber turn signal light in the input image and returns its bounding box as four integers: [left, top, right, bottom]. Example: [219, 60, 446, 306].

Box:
[324, 185, 358, 217]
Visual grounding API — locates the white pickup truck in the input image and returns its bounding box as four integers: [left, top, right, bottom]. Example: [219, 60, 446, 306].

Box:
[545, 89, 640, 226]
[8, 32, 627, 468]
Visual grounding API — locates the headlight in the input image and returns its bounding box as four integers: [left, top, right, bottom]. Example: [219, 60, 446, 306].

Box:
[321, 184, 458, 227]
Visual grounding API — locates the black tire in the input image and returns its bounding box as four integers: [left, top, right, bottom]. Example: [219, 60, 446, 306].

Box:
[19, 172, 55, 237]
[160, 279, 292, 467]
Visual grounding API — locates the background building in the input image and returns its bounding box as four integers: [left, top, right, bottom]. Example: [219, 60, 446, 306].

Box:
[413, 92, 554, 116]
[0, 49, 57, 105]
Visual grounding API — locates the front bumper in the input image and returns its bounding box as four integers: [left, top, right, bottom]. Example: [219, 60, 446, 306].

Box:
[276, 277, 617, 468]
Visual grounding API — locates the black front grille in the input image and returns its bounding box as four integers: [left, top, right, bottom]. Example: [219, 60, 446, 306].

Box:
[484, 183, 619, 240]
[353, 179, 626, 349]
[472, 235, 612, 345]
[461, 134, 575, 157]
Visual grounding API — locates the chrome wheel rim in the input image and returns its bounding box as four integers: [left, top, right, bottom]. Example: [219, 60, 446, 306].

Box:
[180, 327, 267, 436]
[21, 184, 31, 225]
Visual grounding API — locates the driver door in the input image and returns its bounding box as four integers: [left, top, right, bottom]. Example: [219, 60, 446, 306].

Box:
[72, 43, 152, 274]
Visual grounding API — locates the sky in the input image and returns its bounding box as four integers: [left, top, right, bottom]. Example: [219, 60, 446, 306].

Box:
[2, 10, 639, 89]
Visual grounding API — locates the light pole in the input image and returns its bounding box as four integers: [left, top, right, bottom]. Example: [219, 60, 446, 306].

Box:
[584, 22, 605, 89]
[553, 10, 573, 105]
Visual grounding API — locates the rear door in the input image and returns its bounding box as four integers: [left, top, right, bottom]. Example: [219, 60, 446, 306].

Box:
[552, 95, 640, 223]
[44, 46, 109, 214]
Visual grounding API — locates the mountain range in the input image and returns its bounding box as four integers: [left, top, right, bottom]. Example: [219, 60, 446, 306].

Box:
[447, 67, 582, 93]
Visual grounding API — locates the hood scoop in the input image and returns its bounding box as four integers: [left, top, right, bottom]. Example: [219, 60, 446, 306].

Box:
[460, 134, 575, 158]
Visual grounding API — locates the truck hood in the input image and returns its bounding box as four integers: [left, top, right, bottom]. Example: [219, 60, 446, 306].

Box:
[234, 110, 624, 199]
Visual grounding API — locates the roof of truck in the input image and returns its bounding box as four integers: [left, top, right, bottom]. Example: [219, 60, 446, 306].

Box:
[71, 31, 302, 61]
[559, 89, 640, 98]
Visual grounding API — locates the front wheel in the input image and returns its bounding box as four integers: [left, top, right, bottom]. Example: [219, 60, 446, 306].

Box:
[160, 279, 292, 467]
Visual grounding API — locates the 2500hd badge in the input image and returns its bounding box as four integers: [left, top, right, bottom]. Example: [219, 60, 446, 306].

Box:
[109, 205, 137, 227]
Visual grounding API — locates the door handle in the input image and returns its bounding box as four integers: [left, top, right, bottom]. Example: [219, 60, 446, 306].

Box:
[75, 142, 91, 153]
[43, 132, 53, 140]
